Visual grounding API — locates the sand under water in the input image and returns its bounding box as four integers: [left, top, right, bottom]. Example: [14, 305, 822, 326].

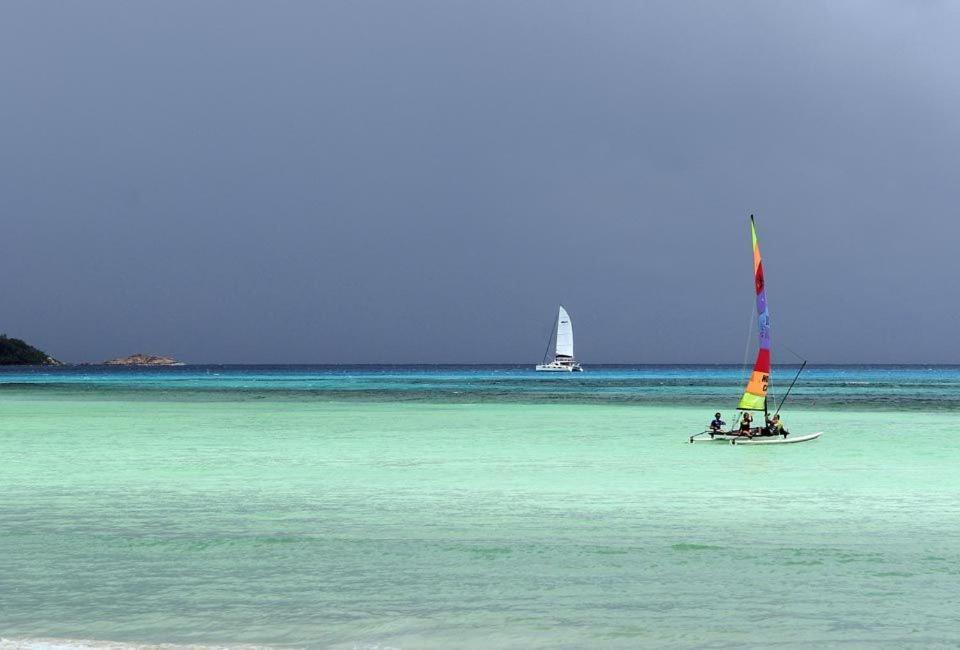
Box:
[1, 366, 958, 648]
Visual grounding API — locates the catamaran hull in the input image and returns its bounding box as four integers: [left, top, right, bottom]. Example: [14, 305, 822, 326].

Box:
[690, 431, 822, 444]
[535, 364, 583, 372]
[731, 431, 822, 445]
[689, 433, 736, 443]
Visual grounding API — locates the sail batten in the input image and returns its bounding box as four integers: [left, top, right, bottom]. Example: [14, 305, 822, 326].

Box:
[738, 216, 771, 411]
[555, 306, 574, 359]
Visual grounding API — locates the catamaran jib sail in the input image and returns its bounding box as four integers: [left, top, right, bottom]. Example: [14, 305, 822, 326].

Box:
[555, 306, 574, 359]
[738, 216, 771, 412]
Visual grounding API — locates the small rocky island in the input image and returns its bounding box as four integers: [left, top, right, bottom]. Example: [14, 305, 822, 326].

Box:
[103, 353, 184, 366]
[0, 334, 63, 365]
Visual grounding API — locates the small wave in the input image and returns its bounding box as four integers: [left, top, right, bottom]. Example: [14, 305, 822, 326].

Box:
[671, 542, 725, 552]
[0, 639, 271, 650]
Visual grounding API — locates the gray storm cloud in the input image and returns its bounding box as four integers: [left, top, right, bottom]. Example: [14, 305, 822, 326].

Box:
[1, 1, 957, 363]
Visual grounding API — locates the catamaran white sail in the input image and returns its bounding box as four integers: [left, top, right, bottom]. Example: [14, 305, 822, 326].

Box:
[536, 305, 583, 372]
[689, 216, 821, 445]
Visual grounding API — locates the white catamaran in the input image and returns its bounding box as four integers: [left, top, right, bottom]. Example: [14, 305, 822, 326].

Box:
[690, 216, 821, 445]
[536, 305, 582, 372]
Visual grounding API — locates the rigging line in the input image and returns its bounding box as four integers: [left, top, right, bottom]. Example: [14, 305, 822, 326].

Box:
[782, 343, 807, 363]
[740, 302, 756, 394]
[541, 311, 558, 365]
[767, 315, 775, 411]
[740, 218, 759, 403]
[775, 360, 807, 416]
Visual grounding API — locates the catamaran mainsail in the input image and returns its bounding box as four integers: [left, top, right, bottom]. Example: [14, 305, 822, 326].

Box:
[690, 216, 821, 444]
[536, 305, 583, 372]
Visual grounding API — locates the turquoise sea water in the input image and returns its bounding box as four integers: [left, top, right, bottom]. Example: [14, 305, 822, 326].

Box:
[2, 366, 959, 648]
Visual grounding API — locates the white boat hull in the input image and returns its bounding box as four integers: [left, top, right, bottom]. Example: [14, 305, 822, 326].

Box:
[689, 433, 737, 443]
[732, 431, 822, 445]
[690, 431, 822, 445]
[535, 361, 582, 372]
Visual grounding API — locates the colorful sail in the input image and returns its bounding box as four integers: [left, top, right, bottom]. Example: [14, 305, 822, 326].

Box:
[738, 215, 771, 411]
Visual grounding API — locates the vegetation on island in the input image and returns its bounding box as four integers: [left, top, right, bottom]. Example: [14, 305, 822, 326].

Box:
[0, 334, 63, 365]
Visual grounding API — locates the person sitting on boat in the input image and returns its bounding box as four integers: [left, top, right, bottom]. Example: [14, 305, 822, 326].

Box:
[738, 412, 753, 435]
[767, 414, 788, 436]
[709, 413, 725, 433]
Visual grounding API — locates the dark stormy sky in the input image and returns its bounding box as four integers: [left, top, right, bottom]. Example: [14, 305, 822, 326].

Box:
[1, 1, 958, 364]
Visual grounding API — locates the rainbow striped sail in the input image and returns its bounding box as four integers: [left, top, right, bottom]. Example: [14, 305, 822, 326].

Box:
[738, 215, 771, 412]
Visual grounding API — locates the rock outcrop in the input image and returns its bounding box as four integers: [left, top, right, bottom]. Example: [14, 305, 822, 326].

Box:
[102, 353, 184, 366]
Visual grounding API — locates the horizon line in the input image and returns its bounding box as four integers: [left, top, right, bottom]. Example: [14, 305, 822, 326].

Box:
[6, 362, 960, 368]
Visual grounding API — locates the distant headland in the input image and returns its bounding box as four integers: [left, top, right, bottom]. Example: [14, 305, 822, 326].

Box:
[0, 335, 187, 367]
[0, 334, 63, 366]
[102, 353, 184, 366]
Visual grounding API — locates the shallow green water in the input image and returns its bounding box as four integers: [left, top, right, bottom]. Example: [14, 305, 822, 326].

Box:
[2, 372, 959, 648]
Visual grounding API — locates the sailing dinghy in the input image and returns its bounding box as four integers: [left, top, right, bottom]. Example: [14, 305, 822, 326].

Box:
[689, 216, 821, 445]
[535, 305, 583, 372]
